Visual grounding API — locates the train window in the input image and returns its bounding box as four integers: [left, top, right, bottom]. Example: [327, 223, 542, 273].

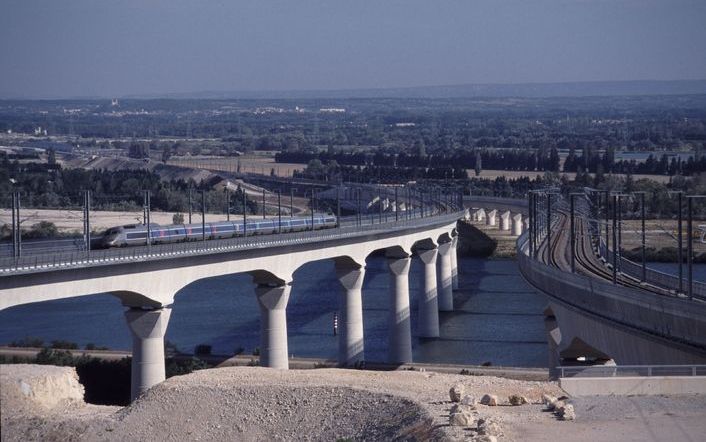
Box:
[126, 232, 148, 239]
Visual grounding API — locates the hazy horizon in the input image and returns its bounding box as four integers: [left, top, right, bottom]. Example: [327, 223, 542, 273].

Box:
[2, 0, 705, 99]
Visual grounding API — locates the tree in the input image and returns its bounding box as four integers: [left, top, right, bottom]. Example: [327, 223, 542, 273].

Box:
[47, 148, 56, 165]
[172, 213, 185, 224]
[474, 151, 482, 177]
[415, 139, 427, 158]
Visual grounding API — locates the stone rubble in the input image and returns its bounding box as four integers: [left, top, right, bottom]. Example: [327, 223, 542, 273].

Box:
[480, 394, 499, 406]
[449, 383, 465, 402]
[508, 394, 528, 406]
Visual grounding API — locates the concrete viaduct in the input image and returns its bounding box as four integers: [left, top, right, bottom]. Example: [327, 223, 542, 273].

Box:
[516, 199, 706, 374]
[1, 210, 466, 400]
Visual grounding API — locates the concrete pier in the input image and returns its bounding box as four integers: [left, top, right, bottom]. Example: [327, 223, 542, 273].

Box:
[256, 283, 291, 369]
[416, 248, 439, 338]
[500, 211, 511, 231]
[437, 241, 454, 311]
[512, 213, 523, 236]
[486, 209, 498, 226]
[125, 306, 172, 401]
[387, 256, 413, 364]
[335, 261, 365, 366]
[450, 236, 459, 290]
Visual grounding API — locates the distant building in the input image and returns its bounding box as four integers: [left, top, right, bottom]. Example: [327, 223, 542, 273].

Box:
[395, 122, 416, 127]
[319, 108, 346, 113]
[111, 98, 119, 107]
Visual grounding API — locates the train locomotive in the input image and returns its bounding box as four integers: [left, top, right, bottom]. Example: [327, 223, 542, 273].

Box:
[100, 213, 337, 248]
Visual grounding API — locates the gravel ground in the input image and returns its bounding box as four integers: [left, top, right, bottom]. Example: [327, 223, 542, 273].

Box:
[3, 364, 706, 441]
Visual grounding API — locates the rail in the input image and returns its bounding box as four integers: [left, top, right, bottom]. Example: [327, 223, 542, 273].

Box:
[598, 239, 706, 299]
[0, 210, 465, 276]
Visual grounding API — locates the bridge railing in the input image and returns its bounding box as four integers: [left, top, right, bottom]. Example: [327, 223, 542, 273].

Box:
[0, 210, 465, 275]
[558, 364, 706, 378]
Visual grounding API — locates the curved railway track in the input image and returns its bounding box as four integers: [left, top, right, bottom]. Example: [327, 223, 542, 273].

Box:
[538, 210, 677, 297]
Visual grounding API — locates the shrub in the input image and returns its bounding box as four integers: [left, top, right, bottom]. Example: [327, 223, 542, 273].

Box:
[25, 221, 59, 239]
[9, 337, 44, 348]
[51, 340, 79, 350]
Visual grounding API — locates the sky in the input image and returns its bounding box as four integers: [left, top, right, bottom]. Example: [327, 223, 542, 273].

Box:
[1, 0, 705, 98]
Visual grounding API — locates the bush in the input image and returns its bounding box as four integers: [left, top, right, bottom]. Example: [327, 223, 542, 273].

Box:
[9, 337, 44, 348]
[51, 340, 79, 350]
[35, 348, 76, 366]
[24, 221, 59, 239]
[165, 357, 210, 377]
[172, 212, 185, 224]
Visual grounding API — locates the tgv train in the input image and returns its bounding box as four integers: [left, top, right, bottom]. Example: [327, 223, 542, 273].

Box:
[100, 214, 337, 248]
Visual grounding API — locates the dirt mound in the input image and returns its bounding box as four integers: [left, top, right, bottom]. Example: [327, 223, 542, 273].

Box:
[113, 381, 435, 441]
[1, 364, 85, 412]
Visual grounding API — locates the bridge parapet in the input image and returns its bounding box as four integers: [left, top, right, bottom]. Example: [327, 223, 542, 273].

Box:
[0, 211, 465, 277]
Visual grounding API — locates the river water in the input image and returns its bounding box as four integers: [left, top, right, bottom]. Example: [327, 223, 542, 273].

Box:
[0, 257, 551, 368]
[3, 258, 703, 367]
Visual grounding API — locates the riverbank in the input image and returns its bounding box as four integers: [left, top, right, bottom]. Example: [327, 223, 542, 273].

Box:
[457, 220, 518, 258]
[4, 364, 706, 442]
[0, 346, 548, 382]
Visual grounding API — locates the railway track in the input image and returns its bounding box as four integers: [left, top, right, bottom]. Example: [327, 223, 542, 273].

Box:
[537, 210, 678, 297]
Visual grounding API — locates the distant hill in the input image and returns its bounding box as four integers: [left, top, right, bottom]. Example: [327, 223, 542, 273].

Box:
[140, 80, 706, 100]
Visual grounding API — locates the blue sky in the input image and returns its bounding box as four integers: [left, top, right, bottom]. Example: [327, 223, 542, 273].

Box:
[1, 0, 705, 98]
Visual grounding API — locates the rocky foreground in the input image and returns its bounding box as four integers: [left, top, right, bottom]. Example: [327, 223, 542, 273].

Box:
[2, 364, 706, 441]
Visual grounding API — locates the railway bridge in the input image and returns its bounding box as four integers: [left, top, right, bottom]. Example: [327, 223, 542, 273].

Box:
[517, 192, 706, 375]
[1, 208, 467, 400]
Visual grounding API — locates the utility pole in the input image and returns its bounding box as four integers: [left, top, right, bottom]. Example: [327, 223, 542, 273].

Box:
[687, 196, 694, 300]
[201, 190, 206, 241]
[604, 190, 610, 257]
[226, 189, 230, 221]
[606, 195, 618, 284]
[262, 189, 266, 219]
[395, 187, 399, 222]
[528, 192, 534, 257]
[144, 190, 151, 249]
[336, 187, 341, 228]
[310, 190, 315, 231]
[84, 190, 91, 258]
[277, 190, 282, 233]
[678, 192, 684, 292]
[243, 190, 247, 236]
[290, 188, 294, 218]
[570, 193, 576, 273]
[12, 191, 21, 259]
[617, 196, 623, 272]
[188, 187, 193, 224]
[546, 192, 552, 255]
